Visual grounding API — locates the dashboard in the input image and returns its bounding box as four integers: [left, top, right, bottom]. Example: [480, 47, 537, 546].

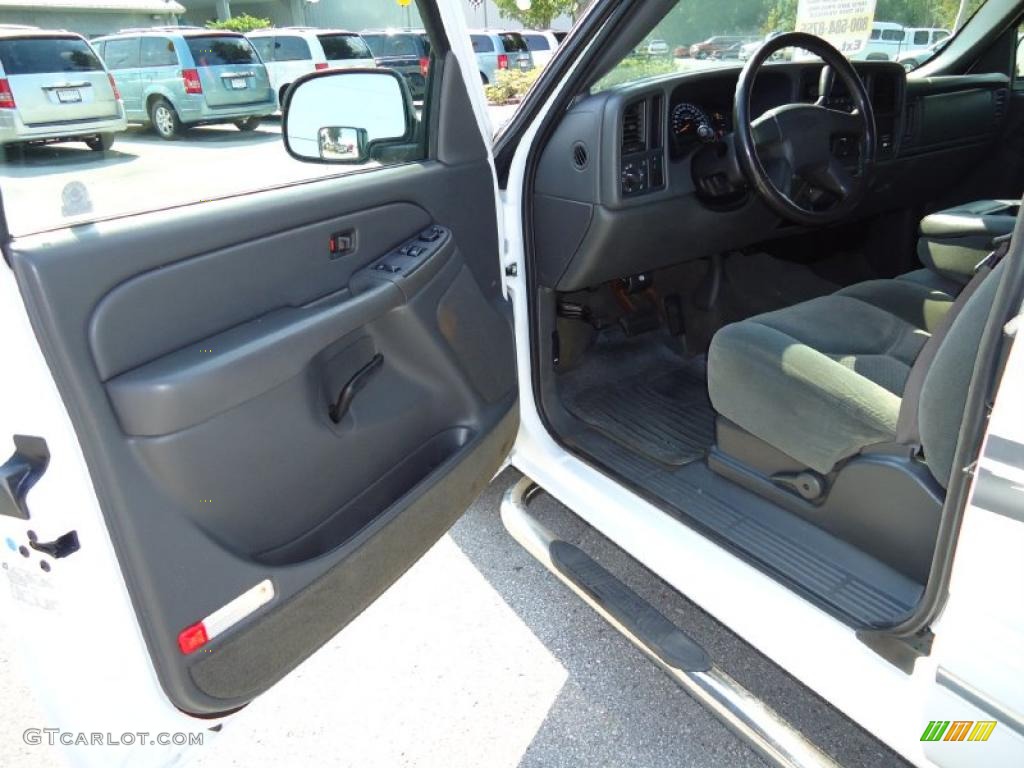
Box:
[531, 61, 1008, 292]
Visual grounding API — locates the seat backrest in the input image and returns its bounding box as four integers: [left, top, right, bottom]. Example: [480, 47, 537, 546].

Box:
[918, 260, 1005, 488]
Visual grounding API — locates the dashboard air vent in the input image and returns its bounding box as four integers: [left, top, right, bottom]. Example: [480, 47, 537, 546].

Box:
[572, 141, 589, 170]
[621, 100, 646, 155]
[650, 95, 663, 149]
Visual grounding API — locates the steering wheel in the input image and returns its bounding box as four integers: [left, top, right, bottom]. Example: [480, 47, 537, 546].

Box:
[733, 32, 876, 226]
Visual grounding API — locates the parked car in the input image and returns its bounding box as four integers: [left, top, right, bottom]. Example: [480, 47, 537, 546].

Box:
[360, 28, 432, 101]
[902, 26, 950, 58]
[248, 28, 375, 108]
[896, 36, 949, 70]
[711, 42, 744, 60]
[637, 38, 671, 59]
[689, 35, 747, 59]
[673, 45, 691, 58]
[738, 30, 791, 62]
[470, 30, 533, 84]
[92, 28, 274, 140]
[519, 30, 561, 69]
[0, 25, 126, 150]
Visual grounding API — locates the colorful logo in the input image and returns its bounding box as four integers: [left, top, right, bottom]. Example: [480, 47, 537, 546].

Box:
[921, 720, 997, 742]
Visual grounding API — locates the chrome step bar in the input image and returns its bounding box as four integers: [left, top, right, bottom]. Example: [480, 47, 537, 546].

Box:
[500, 477, 841, 768]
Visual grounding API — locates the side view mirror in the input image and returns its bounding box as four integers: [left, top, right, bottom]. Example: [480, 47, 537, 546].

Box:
[282, 69, 414, 164]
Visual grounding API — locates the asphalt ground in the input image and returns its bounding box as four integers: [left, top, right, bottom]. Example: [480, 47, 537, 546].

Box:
[1, 469, 907, 767]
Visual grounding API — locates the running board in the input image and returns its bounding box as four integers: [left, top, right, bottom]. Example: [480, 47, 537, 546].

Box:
[500, 477, 840, 768]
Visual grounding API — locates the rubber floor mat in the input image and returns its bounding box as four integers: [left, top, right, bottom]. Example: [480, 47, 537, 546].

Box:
[565, 367, 715, 466]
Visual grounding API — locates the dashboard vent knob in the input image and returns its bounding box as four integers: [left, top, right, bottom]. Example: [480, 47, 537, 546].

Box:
[572, 142, 589, 170]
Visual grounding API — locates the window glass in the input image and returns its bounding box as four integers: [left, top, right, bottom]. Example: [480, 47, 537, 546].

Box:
[275, 36, 311, 62]
[499, 33, 529, 53]
[250, 37, 274, 62]
[318, 33, 372, 60]
[363, 33, 422, 58]
[471, 35, 494, 53]
[0, 5, 453, 237]
[521, 34, 551, 52]
[140, 37, 177, 67]
[186, 35, 258, 67]
[596, 0, 990, 92]
[0, 36, 104, 74]
[1016, 29, 1024, 79]
[101, 38, 139, 70]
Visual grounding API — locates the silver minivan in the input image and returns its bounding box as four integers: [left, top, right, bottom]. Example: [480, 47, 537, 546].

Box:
[0, 25, 126, 150]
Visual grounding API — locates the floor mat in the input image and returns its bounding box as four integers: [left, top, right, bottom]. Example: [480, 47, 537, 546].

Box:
[565, 365, 715, 466]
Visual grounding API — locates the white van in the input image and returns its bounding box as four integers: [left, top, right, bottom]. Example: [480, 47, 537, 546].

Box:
[853, 21, 950, 61]
[247, 27, 375, 107]
[519, 30, 562, 69]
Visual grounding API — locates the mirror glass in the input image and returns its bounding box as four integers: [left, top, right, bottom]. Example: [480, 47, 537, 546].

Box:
[285, 72, 409, 162]
[318, 127, 368, 162]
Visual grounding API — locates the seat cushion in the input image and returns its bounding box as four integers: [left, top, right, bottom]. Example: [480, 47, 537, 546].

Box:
[708, 276, 955, 474]
[836, 275, 957, 332]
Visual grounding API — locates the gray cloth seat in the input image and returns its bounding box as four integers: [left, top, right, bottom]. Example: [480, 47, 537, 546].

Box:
[708, 272, 964, 477]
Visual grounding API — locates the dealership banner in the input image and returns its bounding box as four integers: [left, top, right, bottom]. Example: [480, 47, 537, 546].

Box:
[795, 0, 878, 57]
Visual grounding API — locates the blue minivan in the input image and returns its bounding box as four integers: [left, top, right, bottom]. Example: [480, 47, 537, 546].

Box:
[93, 27, 275, 139]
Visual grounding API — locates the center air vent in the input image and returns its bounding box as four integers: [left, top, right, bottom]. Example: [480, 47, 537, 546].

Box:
[572, 142, 589, 170]
[621, 100, 646, 155]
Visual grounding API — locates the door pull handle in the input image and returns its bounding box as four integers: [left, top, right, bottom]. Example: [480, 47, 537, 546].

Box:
[328, 354, 383, 424]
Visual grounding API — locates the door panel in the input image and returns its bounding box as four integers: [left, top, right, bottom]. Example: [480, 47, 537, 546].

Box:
[7, 52, 516, 714]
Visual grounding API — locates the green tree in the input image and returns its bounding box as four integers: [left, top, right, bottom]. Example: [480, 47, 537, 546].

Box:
[763, 0, 797, 33]
[492, 0, 577, 29]
[205, 13, 271, 33]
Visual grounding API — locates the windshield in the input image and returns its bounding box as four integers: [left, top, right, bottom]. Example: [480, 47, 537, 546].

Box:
[596, 0, 987, 91]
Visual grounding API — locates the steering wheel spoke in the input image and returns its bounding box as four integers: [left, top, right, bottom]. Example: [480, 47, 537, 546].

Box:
[765, 156, 795, 198]
[802, 158, 856, 198]
[823, 107, 863, 136]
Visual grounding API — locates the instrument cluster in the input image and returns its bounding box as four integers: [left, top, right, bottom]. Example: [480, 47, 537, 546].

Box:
[670, 102, 730, 149]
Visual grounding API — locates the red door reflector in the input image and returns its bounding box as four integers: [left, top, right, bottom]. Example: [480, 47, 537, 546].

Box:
[177, 579, 275, 654]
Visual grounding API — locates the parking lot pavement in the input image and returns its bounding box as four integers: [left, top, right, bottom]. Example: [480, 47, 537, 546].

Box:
[1, 469, 907, 768]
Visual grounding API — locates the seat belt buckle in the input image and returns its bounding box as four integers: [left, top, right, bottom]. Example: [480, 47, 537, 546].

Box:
[976, 234, 1013, 273]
